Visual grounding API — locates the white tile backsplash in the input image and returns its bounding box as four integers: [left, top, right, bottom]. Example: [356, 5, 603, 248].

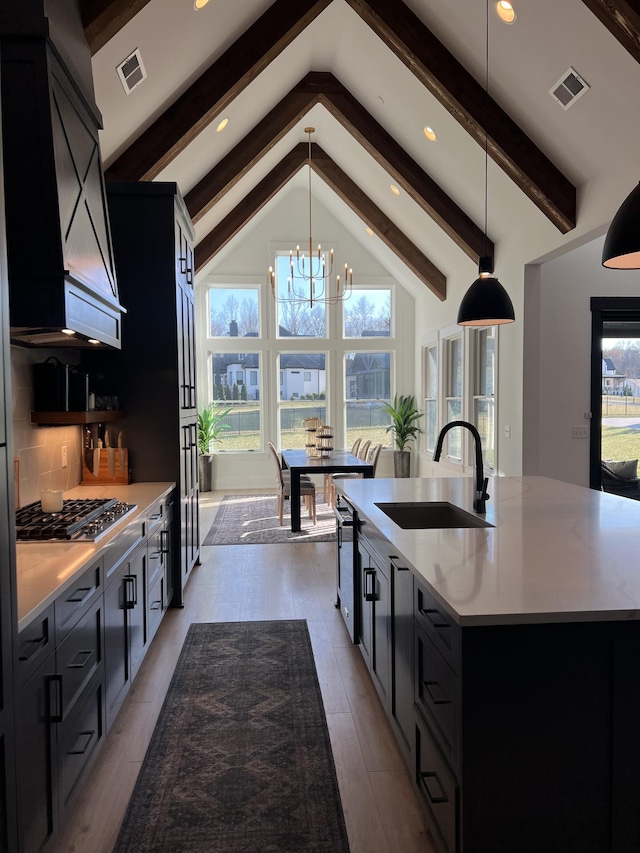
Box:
[11, 346, 83, 506]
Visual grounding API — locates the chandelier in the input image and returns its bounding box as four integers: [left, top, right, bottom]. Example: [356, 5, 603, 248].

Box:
[269, 127, 353, 307]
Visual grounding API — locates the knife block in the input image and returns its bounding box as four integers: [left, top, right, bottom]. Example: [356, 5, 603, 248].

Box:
[80, 448, 129, 485]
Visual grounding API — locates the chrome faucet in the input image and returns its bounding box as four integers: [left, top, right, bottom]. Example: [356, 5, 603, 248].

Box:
[433, 420, 490, 513]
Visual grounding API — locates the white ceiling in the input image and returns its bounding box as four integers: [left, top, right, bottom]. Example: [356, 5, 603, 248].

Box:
[90, 0, 640, 286]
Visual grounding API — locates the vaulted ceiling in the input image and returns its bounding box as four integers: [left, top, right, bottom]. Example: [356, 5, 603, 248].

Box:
[80, 0, 640, 302]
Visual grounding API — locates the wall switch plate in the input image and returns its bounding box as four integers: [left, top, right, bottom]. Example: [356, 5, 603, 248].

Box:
[572, 426, 589, 439]
[61, 445, 68, 467]
[504, 425, 511, 438]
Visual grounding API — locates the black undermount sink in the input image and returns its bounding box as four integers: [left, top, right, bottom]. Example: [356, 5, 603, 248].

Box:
[375, 501, 494, 530]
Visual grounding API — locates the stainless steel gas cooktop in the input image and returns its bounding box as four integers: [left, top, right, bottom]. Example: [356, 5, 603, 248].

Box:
[15, 498, 136, 542]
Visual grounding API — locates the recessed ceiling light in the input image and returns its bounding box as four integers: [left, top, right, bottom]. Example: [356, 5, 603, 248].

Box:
[88, 339, 100, 345]
[216, 117, 229, 132]
[61, 328, 75, 336]
[496, 1, 516, 23]
[390, 185, 400, 196]
[365, 226, 374, 236]
[423, 126, 437, 142]
[194, 0, 210, 9]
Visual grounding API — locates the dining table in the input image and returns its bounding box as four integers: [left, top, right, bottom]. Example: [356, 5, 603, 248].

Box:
[280, 448, 375, 532]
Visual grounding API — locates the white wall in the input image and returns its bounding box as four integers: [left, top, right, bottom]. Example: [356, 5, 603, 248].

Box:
[522, 235, 640, 487]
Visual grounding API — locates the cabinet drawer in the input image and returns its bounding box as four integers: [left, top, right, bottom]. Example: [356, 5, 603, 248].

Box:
[18, 605, 55, 686]
[146, 497, 166, 536]
[147, 530, 164, 589]
[55, 558, 103, 641]
[57, 598, 103, 719]
[103, 517, 146, 585]
[57, 667, 104, 819]
[415, 624, 459, 769]
[147, 571, 164, 641]
[415, 713, 458, 853]
[414, 581, 460, 673]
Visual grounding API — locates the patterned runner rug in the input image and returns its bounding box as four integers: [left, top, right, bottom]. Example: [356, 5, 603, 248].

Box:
[114, 621, 350, 852]
[202, 493, 336, 545]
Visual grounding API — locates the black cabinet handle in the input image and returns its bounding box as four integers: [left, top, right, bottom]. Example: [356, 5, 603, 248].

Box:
[421, 607, 450, 630]
[364, 568, 376, 602]
[65, 585, 93, 604]
[67, 650, 93, 670]
[68, 731, 95, 756]
[18, 635, 47, 662]
[124, 575, 136, 609]
[420, 771, 449, 805]
[160, 529, 169, 554]
[50, 674, 63, 723]
[149, 550, 161, 561]
[423, 680, 451, 706]
[179, 256, 187, 274]
[149, 599, 162, 611]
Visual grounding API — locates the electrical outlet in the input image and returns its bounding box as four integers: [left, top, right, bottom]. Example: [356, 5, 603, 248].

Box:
[61, 445, 68, 467]
[572, 426, 589, 439]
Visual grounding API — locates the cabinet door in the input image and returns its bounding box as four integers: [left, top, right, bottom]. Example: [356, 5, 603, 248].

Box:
[162, 518, 174, 608]
[392, 557, 414, 760]
[127, 544, 147, 682]
[104, 566, 129, 730]
[18, 652, 58, 853]
[358, 538, 391, 708]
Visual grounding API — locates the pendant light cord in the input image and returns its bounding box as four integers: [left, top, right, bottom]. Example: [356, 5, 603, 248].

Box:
[484, 0, 489, 261]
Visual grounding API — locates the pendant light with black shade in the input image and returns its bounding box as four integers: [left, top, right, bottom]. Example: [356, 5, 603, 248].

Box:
[457, 0, 515, 327]
[602, 182, 640, 269]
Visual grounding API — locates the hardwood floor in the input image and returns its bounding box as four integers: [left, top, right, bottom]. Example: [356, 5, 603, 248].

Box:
[53, 490, 434, 853]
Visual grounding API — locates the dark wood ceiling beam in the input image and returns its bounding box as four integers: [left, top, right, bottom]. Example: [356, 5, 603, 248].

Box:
[311, 145, 446, 299]
[185, 87, 322, 224]
[195, 143, 447, 300]
[344, 0, 576, 234]
[195, 145, 308, 273]
[186, 71, 488, 262]
[104, 0, 332, 181]
[80, 0, 153, 55]
[580, 0, 640, 64]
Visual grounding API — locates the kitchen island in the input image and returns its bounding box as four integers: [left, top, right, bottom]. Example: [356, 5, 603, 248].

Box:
[337, 476, 640, 853]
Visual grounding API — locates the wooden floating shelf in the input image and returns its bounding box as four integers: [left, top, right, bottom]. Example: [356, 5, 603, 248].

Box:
[30, 410, 125, 426]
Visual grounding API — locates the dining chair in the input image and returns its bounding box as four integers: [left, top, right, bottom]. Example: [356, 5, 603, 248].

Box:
[329, 441, 382, 506]
[268, 441, 317, 525]
[324, 437, 362, 504]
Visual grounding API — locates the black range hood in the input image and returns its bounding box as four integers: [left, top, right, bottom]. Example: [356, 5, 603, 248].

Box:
[0, 18, 124, 348]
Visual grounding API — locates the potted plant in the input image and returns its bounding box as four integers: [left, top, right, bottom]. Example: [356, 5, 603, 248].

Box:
[380, 394, 424, 477]
[197, 402, 231, 491]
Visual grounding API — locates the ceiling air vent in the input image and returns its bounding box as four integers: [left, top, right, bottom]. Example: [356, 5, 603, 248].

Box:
[116, 48, 147, 95]
[549, 67, 589, 110]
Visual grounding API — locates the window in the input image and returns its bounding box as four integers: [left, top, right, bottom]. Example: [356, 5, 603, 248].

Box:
[423, 344, 438, 452]
[344, 351, 392, 448]
[211, 352, 261, 450]
[344, 287, 392, 337]
[274, 253, 327, 337]
[209, 285, 259, 337]
[278, 352, 326, 448]
[443, 335, 463, 461]
[472, 327, 496, 471]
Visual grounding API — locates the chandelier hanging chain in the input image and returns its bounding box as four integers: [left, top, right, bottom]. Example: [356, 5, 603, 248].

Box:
[268, 127, 353, 306]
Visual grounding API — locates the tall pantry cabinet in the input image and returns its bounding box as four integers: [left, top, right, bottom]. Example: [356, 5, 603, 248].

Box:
[86, 182, 199, 606]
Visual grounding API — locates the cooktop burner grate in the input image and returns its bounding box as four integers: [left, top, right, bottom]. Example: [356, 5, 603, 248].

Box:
[16, 498, 136, 541]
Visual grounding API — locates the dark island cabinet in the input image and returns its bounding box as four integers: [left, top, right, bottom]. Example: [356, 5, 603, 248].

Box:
[84, 182, 199, 605]
[390, 556, 413, 765]
[357, 531, 391, 710]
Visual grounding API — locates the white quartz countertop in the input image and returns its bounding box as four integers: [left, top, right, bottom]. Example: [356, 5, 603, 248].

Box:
[338, 476, 640, 626]
[16, 482, 175, 631]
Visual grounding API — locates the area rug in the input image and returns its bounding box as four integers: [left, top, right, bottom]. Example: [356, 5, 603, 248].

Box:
[202, 493, 336, 545]
[114, 621, 350, 852]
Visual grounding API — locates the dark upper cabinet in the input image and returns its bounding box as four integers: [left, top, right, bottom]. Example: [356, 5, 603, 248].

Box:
[0, 32, 123, 347]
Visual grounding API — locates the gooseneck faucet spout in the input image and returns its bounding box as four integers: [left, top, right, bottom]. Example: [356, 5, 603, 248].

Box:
[433, 420, 490, 513]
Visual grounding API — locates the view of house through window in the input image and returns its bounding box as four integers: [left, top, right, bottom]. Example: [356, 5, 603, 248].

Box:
[423, 344, 438, 452]
[601, 337, 640, 461]
[211, 351, 261, 451]
[209, 286, 259, 337]
[278, 353, 326, 448]
[345, 351, 392, 449]
[444, 335, 463, 460]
